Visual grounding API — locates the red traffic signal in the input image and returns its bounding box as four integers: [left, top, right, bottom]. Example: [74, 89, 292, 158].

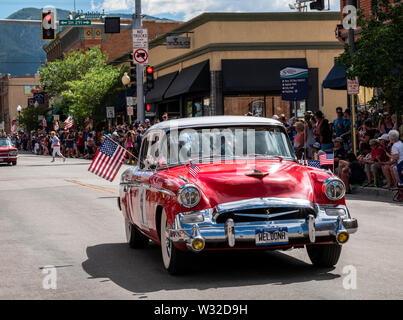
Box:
[146, 104, 151, 112]
[45, 14, 52, 22]
[146, 66, 154, 74]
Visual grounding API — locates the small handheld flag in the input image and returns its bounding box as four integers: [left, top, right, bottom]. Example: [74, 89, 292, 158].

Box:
[319, 153, 334, 166]
[64, 115, 74, 131]
[88, 137, 127, 182]
[188, 162, 200, 178]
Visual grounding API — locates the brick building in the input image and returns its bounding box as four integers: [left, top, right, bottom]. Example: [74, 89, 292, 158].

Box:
[0, 74, 42, 132]
[44, 19, 182, 63]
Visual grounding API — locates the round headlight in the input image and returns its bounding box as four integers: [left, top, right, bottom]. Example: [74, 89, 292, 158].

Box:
[323, 177, 346, 201]
[178, 184, 201, 208]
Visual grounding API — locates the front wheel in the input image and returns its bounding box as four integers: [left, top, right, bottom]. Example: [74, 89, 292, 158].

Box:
[125, 219, 149, 249]
[160, 210, 187, 275]
[306, 243, 342, 267]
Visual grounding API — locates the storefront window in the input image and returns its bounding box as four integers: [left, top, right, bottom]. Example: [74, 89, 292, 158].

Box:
[250, 99, 266, 117]
[186, 97, 209, 117]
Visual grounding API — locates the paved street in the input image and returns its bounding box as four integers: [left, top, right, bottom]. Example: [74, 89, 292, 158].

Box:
[0, 153, 402, 300]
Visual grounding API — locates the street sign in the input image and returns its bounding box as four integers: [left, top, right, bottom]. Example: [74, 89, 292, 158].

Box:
[133, 48, 148, 64]
[106, 107, 115, 119]
[166, 36, 191, 49]
[126, 96, 137, 106]
[59, 20, 91, 26]
[127, 106, 134, 116]
[280, 67, 309, 101]
[132, 29, 148, 49]
[347, 78, 360, 95]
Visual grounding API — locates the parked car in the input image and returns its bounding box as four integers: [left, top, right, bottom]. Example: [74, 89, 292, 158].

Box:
[0, 137, 18, 165]
[118, 116, 358, 274]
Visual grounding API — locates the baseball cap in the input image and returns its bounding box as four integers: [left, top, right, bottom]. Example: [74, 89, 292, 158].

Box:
[145, 119, 150, 123]
[379, 134, 390, 141]
[312, 142, 321, 149]
[333, 137, 343, 143]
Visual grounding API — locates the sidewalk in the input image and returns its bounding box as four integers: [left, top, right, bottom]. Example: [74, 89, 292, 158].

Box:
[348, 185, 401, 203]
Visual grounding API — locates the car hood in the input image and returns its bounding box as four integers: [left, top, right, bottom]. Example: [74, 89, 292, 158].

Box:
[161, 159, 315, 208]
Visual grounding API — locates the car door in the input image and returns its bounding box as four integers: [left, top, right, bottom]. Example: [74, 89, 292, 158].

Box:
[130, 131, 162, 233]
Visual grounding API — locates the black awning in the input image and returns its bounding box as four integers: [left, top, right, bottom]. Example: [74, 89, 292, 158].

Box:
[222, 59, 308, 93]
[164, 60, 210, 99]
[322, 60, 347, 90]
[146, 71, 178, 104]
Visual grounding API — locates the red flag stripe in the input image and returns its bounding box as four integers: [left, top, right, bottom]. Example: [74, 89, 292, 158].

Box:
[110, 152, 127, 182]
[104, 146, 125, 180]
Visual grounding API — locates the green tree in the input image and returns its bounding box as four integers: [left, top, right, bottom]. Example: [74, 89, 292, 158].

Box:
[336, 0, 402, 114]
[39, 47, 124, 125]
[18, 105, 48, 132]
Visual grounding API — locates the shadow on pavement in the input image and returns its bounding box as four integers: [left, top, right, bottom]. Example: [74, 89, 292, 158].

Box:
[82, 242, 340, 294]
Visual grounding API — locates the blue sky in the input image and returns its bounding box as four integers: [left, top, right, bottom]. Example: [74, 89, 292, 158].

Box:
[1, 0, 341, 20]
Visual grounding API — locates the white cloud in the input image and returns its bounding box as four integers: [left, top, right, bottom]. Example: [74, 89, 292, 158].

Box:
[93, 0, 341, 21]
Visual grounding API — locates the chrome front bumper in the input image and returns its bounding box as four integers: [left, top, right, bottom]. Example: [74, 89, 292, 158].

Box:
[169, 200, 358, 252]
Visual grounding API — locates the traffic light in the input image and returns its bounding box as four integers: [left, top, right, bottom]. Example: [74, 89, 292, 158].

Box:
[104, 17, 120, 34]
[310, 0, 325, 11]
[145, 104, 155, 113]
[145, 66, 154, 91]
[129, 53, 137, 85]
[42, 10, 56, 40]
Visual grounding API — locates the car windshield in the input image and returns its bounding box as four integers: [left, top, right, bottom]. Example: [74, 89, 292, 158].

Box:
[0, 139, 12, 147]
[155, 126, 296, 167]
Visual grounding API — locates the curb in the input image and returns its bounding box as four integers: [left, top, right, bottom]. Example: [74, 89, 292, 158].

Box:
[350, 186, 395, 199]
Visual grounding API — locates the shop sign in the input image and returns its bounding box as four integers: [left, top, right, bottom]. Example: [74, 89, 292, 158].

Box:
[280, 67, 309, 101]
[166, 36, 191, 49]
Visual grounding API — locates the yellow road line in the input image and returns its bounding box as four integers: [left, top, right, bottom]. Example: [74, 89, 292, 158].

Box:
[64, 179, 118, 195]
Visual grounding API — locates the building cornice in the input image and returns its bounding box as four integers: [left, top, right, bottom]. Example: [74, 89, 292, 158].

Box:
[153, 41, 344, 70]
[150, 11, 341, 49]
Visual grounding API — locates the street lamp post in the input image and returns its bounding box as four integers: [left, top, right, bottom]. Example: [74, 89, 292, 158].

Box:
[122, 72, 131, 125]
[17, 105, 22, 130]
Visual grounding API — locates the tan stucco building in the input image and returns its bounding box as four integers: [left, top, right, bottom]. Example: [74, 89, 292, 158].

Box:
[0, 74, 42, 132]
[145, 12, 348, 121]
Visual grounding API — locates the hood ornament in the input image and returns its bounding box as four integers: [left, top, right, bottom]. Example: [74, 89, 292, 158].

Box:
[245, 169, 270, 178]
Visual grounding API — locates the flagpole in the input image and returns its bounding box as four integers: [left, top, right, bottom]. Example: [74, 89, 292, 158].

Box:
[103, 134, 138, 162]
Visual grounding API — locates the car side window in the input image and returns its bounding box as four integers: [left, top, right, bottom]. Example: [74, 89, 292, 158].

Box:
[139, 135, 149, 170]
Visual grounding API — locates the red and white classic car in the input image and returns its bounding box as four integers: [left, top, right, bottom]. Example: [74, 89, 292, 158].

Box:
[118, 116, 358, 274]
[0, 137, 18, 166]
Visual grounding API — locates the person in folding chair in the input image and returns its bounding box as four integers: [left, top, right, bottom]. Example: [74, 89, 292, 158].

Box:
[389, 130, 403, 202]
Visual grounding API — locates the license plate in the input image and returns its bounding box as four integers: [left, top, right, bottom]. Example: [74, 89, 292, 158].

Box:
[255, 227, 289, 246]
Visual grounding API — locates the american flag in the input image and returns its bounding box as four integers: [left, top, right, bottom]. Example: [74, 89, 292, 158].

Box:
[307, 160, 321, 168]
[320, 153, 334, 166]
[88, 138, 127, 182]
[64, 116, 74, 131]
[54, 120, 59, 131]
[188, 162, 201, 178]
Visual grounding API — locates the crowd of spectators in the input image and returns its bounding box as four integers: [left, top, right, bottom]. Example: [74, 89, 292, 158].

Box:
[274, 108, 403, 193]
[3, 109, 403, 195]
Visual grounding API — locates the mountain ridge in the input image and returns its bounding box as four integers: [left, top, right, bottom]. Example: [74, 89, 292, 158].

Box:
[0, 8, 174, 77]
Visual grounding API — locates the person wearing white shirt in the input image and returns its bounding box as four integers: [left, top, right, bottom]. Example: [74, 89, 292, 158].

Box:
[389, 130, 403, 185]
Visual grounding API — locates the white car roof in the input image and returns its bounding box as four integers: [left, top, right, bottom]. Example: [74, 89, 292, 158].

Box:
[149, 116, 283, 131]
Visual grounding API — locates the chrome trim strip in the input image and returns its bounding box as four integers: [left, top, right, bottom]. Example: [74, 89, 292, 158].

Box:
[119, 182, 176, 197]
[216, 197, 314, 214]
[225, 219, 235, 247]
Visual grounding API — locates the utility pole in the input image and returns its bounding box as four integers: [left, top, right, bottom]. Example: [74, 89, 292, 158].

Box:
[133, 0, 144, 124]
[347, 0, 357, 155]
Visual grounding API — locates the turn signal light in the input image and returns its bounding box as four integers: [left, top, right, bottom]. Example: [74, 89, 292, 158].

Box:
[337, 231, 349, 244]
[191, 238, 205, 251]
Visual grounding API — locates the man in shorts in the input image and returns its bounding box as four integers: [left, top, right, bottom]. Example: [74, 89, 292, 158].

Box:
[50, 131, 66, 163]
